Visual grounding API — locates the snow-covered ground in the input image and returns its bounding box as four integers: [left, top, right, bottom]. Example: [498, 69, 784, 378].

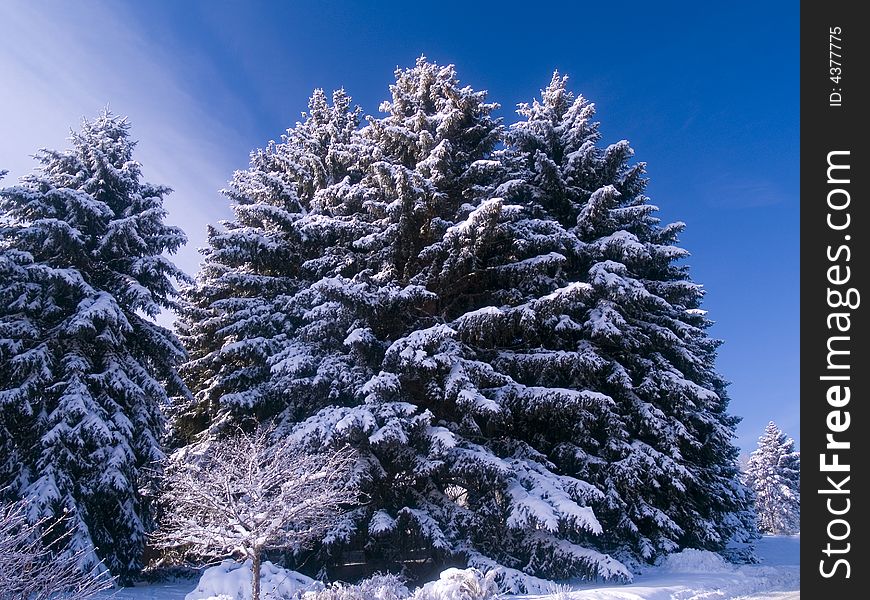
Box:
[516, 536, 800, 600]
[95, 536, 799, 600]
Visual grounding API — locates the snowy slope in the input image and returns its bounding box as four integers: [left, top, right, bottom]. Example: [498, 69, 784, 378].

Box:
[94, 536, 799, 600]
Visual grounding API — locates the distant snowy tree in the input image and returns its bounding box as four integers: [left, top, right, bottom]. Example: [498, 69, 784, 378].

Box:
[744, 422, 800, 534]
[178, 59, 753, 589]
[0, 498, 114, 600]
[0, 112, 189, 580]
[152, 426, 357, 600]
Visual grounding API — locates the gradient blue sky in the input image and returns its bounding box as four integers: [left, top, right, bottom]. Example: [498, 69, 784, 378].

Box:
[0, 0, 799, 454]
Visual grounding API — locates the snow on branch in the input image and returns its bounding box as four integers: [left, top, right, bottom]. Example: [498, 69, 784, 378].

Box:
[151, 424, 358, 600]
[0, 499, 114, 600]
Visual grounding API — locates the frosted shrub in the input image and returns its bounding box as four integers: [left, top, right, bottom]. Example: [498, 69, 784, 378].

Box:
[545, 582, 573, 600]
[299, 573, 409, 600]
[412, 568, 500, 600]
[299, 569, 500, 600]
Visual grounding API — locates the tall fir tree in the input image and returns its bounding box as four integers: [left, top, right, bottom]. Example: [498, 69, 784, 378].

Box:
[0, 112, 188, 580]
[177, 60, 754, 590]
[744, 421, 800, 534]
[500, 73, 756, 565]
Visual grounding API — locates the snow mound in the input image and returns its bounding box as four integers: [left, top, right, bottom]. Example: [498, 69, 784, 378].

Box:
[185, 559, 314, 600]
[659, 548, 732, 573]
[413, 567, 499, 600]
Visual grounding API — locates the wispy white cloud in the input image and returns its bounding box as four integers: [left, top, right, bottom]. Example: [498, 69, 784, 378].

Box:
[0, 0, 248, 284]
[703, 175, 790, 209]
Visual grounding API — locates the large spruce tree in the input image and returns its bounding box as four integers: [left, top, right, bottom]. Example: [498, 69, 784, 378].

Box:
[502, 73, 757, 565]
[0, 112, 188, 580]
[177, 59, 753, 590]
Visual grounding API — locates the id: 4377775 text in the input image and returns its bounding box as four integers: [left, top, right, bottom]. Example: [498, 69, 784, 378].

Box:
[829, 26, 843, 107]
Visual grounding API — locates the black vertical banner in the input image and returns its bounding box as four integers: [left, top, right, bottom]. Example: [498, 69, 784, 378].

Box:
[801, 0, 868, 596]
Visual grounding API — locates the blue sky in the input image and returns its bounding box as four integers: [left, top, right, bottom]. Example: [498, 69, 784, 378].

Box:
[0, 0, 799, 454]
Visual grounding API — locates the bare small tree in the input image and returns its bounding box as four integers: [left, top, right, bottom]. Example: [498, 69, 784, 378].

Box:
[152, 426, 358, 600]
[0, 499, 114, 600]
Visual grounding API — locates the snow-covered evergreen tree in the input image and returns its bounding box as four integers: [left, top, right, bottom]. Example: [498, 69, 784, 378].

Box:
[173, 88, 373, 442]
[0, 112, 189, 580]
[178, 60, 754, 589]
[499, 73, 756, 565]
[744, 421, 799, 534]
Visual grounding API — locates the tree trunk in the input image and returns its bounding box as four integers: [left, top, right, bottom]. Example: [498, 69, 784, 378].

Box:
[252, 546, 261, 600]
